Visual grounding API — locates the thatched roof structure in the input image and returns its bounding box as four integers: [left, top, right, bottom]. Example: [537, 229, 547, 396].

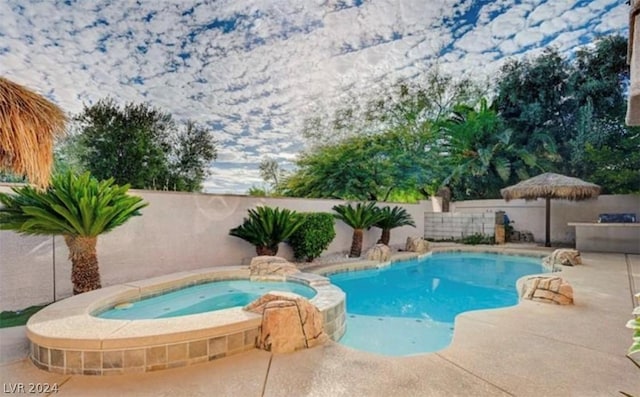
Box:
[500, 173, 601, 247]
[0, 77, 67, 188]
[501, 173, 601, 202]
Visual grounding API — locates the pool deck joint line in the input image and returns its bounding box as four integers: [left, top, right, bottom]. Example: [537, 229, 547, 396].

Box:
[435, 352, 516, 396]
[260, 354, 273, 397]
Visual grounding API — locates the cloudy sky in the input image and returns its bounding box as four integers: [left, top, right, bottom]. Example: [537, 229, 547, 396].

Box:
[0, 0, 628, 193]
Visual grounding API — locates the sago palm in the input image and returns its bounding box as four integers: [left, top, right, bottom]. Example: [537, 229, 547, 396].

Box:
[0, 171, 147, 294]
[229, 206, 304, 256]
[333, 202, 384, 258]
[374, 206, 416, 245]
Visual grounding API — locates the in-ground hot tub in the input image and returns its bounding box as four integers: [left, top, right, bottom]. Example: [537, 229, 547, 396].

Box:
[26, 266, 346, 375]
[96, 279, 317, 320]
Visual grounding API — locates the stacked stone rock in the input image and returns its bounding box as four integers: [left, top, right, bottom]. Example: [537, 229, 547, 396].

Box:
[522, 276, 574, 305]
[509, 230, 535, 243]
[542, 249, 582, 272]
[245, 293, 327, 353]
[249, 256, 300, 281]
[544, 249, 582, 266]
[405, 237, 429, 254]
[246, 256, 327, 353]
[366, 244, 391, 262]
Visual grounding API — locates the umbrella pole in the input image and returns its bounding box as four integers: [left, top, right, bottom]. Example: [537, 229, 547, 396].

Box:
[545, 197, 551, 247]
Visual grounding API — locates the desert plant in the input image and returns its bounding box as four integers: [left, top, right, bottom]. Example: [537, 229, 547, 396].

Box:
[628, 315, 640, 356]
[289, 213, 336, 262]
[459, 233, 495, 245]
[374, 206, 416, 245]
[333, 202, 384, 258]
[0, 171, 147, 294]
[229, 206, 304, 256]
[628, 294, 640, 357]
[622, 297, 640, 397]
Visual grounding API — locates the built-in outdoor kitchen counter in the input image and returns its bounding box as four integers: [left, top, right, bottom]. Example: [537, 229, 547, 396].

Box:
[569, 213, 640, 254]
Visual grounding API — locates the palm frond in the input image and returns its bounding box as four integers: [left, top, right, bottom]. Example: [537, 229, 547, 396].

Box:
[229, 206, 304, 251]
[0, 171, 147, 237]
[374, 206, 416, 229]
[332, 202, 383, 229]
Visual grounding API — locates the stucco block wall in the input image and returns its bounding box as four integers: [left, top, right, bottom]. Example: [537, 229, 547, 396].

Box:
[3, 183, 635, 311]
[424, 212, 495, 240]
[0, 234, 63, 307]
[0, 186, 424, 310]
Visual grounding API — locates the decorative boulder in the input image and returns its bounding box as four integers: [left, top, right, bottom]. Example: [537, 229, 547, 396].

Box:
[366, 244, 391, 262]
[520, 231, 535, 242]
[245, 292, 327, 353]
[405, 237, 430, 254]
[543, 249, 582, 267]
[249, 256, 300, 281]
[521, 276, 574, 305]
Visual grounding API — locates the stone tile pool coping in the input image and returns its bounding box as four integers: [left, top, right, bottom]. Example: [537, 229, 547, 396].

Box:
[25, 266, 346, 375]
[303, 245, 550, 278]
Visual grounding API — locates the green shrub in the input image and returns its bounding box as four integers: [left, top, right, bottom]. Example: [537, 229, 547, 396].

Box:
[459, 233, 495, 245]
[289, 213, 336, 262]
[628, 294, 640, 357]
[0, 305, 48, 328]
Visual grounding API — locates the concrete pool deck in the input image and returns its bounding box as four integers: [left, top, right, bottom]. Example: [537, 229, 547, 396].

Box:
[1, 246, 639, 396]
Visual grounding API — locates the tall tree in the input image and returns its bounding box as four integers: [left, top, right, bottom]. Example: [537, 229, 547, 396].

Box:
[440, 99, 549, 199]
[282, 124, 442, 201]
[73, 99, 171, 189]
[67, 98, 216, 192]
[282, 135, 393, 200]
[302, 68, 484, 146]
[569, 35, 629, 121]
[495, 34, 635, 191]
[258, 157, 286, 195]
[165, 121, 218, 191]
[495, 47, 570, 160]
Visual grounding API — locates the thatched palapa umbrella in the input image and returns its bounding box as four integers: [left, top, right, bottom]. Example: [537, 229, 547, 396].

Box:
[500, 173, 601, 247]
[0, 77, 67, 188]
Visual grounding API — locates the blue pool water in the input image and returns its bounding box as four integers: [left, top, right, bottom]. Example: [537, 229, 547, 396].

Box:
[329, 252, 543, 356]
[97, 280, 316, 320]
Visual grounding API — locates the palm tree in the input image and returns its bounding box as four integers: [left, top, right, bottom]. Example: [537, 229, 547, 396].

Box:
[0, 171, 147, 294]
[333, 202, 385, 258]
[441, 98, 547, 199]
[374, 206, 416, 245]
[229, 206, 304, 256]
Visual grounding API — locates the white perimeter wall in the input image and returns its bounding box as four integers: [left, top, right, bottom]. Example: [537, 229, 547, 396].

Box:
[2, 184, 637, 311]
[0, 186, 426, 310]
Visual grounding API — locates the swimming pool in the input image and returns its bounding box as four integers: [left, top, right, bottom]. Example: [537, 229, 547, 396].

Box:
[97, 280, 317, 320]
[329, 252, 544, 356]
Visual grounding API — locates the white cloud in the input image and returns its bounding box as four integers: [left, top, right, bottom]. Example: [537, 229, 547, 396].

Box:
[0, 0, 628, 193]
[528, 1, 578, 27]
[594, 3, 628, 33]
